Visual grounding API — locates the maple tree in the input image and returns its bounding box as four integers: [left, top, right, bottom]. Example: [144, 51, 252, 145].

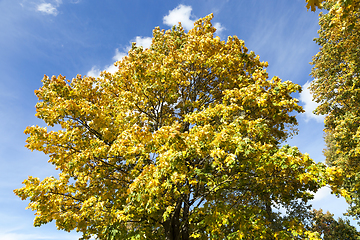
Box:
[15, 14, 332, 239]
[310, 0, 360, 218]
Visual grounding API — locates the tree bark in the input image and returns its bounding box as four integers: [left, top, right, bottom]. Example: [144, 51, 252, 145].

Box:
[181, 193, 190, 240]
[164, 198, 182, 240]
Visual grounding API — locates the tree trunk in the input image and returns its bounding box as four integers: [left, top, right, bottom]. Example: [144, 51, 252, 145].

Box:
[181, 193, 190, 240]
[163, 194, 191, 240]
[164, 199, 182, 240]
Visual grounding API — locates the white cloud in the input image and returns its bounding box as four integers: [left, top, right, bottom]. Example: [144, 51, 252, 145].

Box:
[37, 3, 58, 15]
[37, 1, 62, 16]
[104, 64, 118, 75]
[213, 22, 225, 35]
[112, 49, 127, 62]
[163, 5, 225, 35]
[311, 186, 332, 202]
[87, 66, 101, 78]
[133, 36, 152, 50]
[87, 36, 153, 77]
[163, 5, 195, 31]
[299, 81, 324, 123]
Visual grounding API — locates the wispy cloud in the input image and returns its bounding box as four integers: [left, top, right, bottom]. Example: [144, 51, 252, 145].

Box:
[0, 232, 80, 240]
[0, 220, 81, 240]
[87, 36, 152, 77]
[299, 81, 324, 123]
[37, 0, 62, 16]
[163, 4, 224, 35]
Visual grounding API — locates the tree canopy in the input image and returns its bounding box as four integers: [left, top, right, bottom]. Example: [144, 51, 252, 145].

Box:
[14, 15, 335, 239]
[310, 0, 360, 218]
[310, 209, 360, 239]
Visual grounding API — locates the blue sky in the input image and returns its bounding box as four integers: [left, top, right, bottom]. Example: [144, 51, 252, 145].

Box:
[0, 0, 355, 239]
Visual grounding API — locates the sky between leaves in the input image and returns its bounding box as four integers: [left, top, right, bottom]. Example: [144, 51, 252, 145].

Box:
[0, 0, 355, 239]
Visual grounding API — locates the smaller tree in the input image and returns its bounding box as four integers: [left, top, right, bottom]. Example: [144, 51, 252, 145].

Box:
[310, 0, 360, 218]
[310, 209, 360, 239]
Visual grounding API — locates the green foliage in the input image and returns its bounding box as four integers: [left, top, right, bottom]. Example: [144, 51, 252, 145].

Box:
[310, 209, 360, 239]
